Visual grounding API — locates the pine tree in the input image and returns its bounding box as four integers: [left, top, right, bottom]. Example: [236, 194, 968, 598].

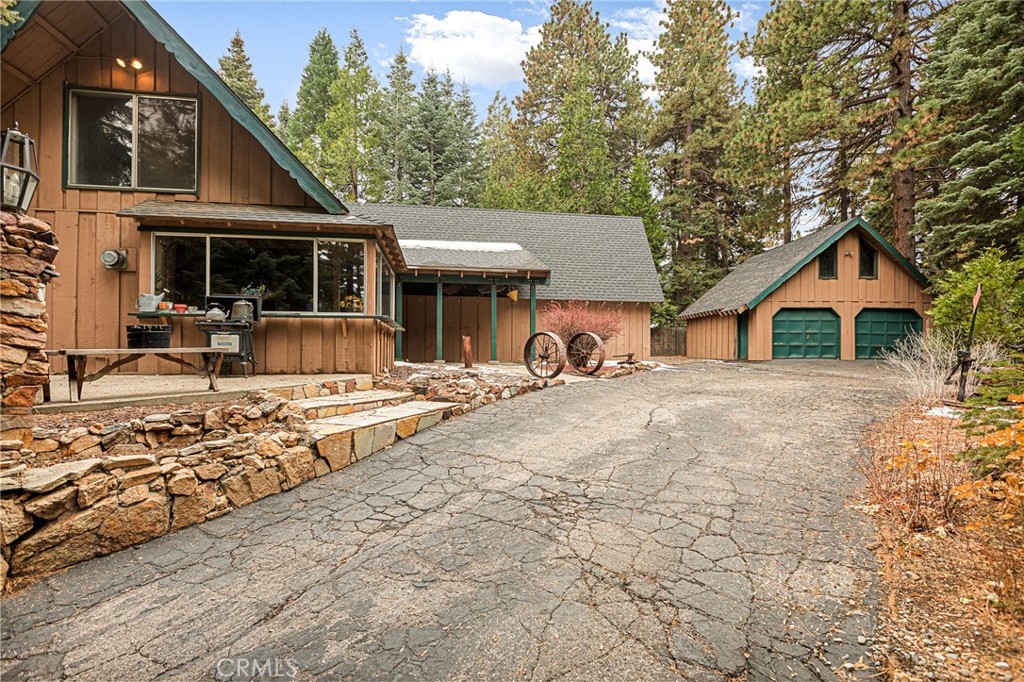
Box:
[649, 0, 750, 309]
[319, 29, 382, 201]
[287, 29, 340, 176]
[376, 50, 418, 203]
[276, 101, 292, 144]
[748, 1, 943, 258]
[480, 94, 543, 210]
[552, 72, 616, 214]
[514, 0, 649, 183]
[914, 0, 1024, 271]
[407, 71, 481, 206]
[218, 30, 273, 127]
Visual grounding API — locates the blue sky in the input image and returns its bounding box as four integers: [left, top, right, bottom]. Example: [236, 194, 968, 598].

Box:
[151, 0, 768, 116]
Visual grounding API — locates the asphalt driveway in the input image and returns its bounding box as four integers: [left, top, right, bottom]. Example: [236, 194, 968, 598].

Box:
[1, 361, 893, 681]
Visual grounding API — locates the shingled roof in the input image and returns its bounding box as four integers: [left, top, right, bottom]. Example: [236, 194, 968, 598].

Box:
[353, 204, 663, 303]
[681, 217, 928, 319]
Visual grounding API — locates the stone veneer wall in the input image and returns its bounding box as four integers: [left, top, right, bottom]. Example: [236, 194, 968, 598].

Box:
[0, 377, 563, 591]
[1, 211, 59, 445]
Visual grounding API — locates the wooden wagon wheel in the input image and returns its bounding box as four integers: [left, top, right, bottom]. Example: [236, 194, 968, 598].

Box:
[523, 332, 566, 379]
[567, 332, 605, 375]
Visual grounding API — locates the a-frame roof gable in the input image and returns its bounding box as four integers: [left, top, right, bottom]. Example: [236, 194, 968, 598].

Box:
[681, 217, 928, 319]
[2, 0, 345, 215]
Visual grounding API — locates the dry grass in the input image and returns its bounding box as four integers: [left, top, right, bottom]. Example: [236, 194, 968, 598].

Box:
[860, 406, 974, 532]
[862, 404, 1024, 679]
[880, 330, 1005, 404]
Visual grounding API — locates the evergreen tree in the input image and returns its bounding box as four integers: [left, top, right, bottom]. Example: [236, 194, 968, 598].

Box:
[319, 29, 382, 201]
[287, 29, 340, 176]
[376, 50, 418, 203]
[649, 0, 750, 309]
[480, 94, 543, 210]
[218, 30, 273, 127]
[748, 0, 943, 258]
[914, 0, 1024, 271]
[552, 73, 617, 214]
[276, 101, 292, 144]
[407, 71, 481, 206]
[514, 0, 649, 183]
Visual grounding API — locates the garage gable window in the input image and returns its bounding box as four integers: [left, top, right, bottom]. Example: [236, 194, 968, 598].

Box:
[859, 237, 878, 279]
[818, 243, 838, 279]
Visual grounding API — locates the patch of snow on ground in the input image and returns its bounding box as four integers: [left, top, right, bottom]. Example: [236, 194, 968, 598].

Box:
[925, 406, 962, 418]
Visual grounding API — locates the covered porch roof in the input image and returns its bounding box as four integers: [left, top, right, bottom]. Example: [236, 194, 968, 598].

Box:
[398, 239, 551, 280]
[117, 199, 406, 272]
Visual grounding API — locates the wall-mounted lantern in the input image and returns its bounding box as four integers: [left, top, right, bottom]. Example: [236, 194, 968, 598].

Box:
[1, 123, 39, 214]
[101, 249, 129, 270]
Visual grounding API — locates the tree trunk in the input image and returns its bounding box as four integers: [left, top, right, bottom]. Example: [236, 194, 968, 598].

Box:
[782, 154, 793, 243]
[890, 0, 915, 259]
[837, 145, 850, 221]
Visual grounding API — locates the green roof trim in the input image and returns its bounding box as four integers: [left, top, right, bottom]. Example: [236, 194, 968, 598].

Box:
[1, 0, 42, 51]
[2, 0, 344, 215]
[745, 217, 929, 311]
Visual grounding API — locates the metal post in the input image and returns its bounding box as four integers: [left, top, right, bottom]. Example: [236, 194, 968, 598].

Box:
[395, 280, 403, 360]
[435, 280, 444, 363]
[490, 282, 498, 363]
[529, 282, 537, 335]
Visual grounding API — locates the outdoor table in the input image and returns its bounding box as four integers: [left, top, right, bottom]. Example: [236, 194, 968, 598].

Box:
[43, 347, 225, 403]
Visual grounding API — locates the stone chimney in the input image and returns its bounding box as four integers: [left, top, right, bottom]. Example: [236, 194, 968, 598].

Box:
[1, 211, 59, 445]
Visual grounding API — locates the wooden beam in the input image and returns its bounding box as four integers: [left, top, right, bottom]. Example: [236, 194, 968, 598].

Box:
[35, 14, 81, 52]
[79, 1, 111, 30]
[2, 62, 34, 87]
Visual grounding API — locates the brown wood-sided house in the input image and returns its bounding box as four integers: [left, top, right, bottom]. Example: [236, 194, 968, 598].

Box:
[1, 0, 662, 377]
[682, 218, 931, 361]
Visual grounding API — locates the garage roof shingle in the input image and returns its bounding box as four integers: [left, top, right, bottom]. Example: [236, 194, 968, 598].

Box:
[681, 217, 928, 319]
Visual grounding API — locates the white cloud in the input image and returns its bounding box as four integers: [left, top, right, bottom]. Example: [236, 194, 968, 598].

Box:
[403, 11, 541, 87]
[730, 1, 765, 35]
[607, 4, 664, 42]
[609, 3, 665, 98]
[731, 55, 764, 82]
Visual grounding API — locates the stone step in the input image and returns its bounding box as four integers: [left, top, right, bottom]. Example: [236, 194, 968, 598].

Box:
[292, 389, 414, 419]
[308, 400, 462, 471]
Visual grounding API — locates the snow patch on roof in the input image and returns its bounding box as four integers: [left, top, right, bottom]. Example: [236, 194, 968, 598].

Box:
[400, 239, 524, 252]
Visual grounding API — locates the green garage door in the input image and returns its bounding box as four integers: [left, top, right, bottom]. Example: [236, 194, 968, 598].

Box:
[772, 309, 840, 358]
[855, 309, 922, 358]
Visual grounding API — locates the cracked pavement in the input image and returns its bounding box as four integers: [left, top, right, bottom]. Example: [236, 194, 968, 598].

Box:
[1, 361, 892, 681]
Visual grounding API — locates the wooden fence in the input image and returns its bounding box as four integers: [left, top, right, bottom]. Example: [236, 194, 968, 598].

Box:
[651, 326, 686, 357]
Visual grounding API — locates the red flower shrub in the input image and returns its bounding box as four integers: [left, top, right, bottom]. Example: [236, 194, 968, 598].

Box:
[541, 301, 623, 342]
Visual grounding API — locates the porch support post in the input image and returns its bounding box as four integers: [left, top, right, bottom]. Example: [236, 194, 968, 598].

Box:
[395, 280, 403, 360]
[529, 282, 537, 335]
[490, 282, 498, 363]
[435, 280, 444, 363]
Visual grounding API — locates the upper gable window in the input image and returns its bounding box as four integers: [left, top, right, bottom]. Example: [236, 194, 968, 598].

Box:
[68, 90, 198, 192]
[859, 236, 878, 279]
[818, 243, 838, 279]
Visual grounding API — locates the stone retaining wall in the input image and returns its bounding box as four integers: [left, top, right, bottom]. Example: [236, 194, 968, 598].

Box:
[0, 376, 563, 591]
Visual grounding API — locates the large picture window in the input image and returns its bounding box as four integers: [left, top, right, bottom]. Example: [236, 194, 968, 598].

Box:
[69, 90, 198, 192]
[153, 234, 372, 314]
[210, 237, 314, 311]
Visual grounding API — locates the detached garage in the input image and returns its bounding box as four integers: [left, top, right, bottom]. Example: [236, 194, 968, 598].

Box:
[682, 217, 930, 361]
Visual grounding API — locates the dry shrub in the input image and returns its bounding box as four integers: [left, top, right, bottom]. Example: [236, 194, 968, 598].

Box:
[541, 301, 623, 342]
[880, 329, 1005, 404]
[954, 397, 1024, 617]
[860, 406, 973, 532]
